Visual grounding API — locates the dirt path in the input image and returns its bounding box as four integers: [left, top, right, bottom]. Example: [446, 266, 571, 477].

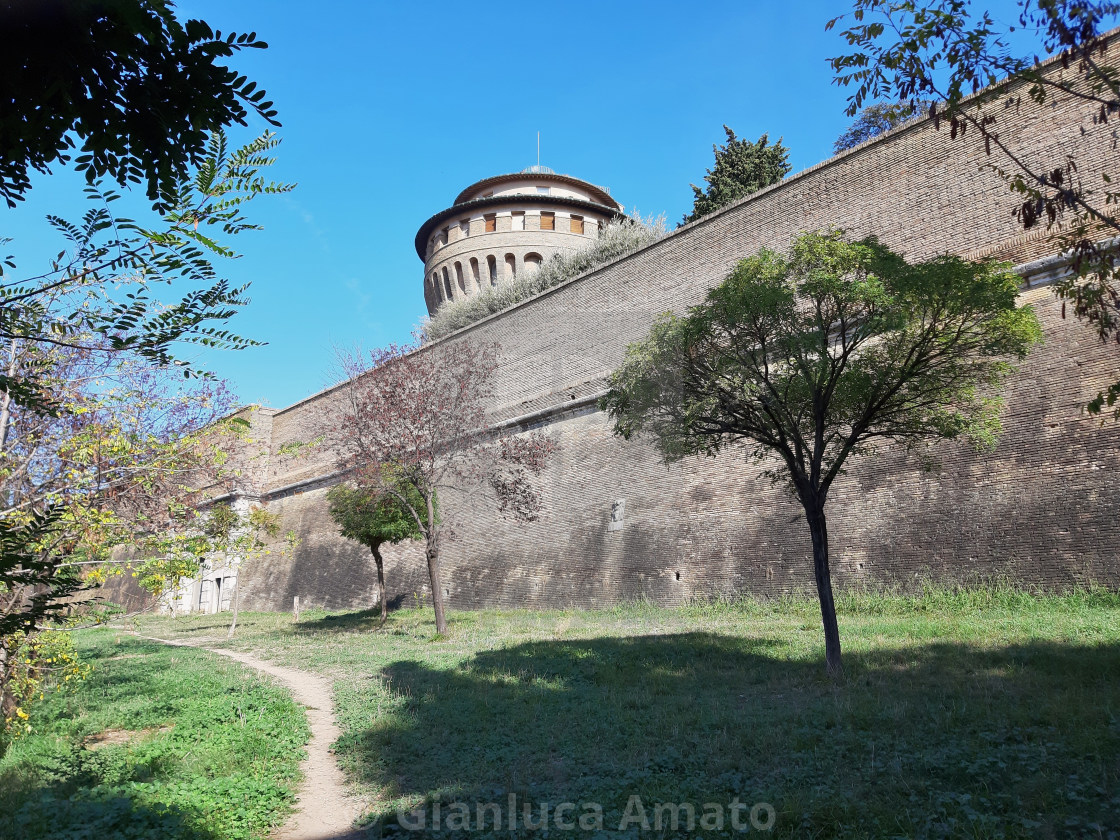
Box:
[136, 634, 367, 840]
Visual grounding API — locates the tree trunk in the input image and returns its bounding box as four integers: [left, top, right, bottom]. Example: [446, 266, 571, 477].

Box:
[370, 541, 387, 625]
[805, 501, 843, 678]
[0, 641, 10, 722]
[425, 540, 448, 635]
[227, 568, 240, 639]
[0, 337, 18, 454]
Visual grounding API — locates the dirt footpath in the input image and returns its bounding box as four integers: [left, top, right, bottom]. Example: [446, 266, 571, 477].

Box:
[136, 634, 367, 840]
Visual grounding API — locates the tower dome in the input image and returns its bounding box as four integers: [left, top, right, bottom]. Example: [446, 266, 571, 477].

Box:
[415, 168, 622, 317]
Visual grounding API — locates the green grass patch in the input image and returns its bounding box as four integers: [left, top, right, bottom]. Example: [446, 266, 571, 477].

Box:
[0, 630, 309, 840]
[136, 586, 1120, 838]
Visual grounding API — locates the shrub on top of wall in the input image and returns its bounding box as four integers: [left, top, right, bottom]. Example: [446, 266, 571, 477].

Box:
[421, 214, 667, 342]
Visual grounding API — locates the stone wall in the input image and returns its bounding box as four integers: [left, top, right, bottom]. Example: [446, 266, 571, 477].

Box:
[234, 61, 1119, 613]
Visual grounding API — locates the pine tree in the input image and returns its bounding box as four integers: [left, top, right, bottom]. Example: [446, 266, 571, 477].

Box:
[683, 127, 791, 224]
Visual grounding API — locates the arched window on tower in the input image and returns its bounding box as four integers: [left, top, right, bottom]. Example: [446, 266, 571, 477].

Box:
[470, 258, 481, 290]
[442, 267, 453, 300]
[487, 255, 497, 286]
[524, 253, 543, 274]
[505, 253, 517, 280]
[431, 273, 442, 302]
[455, 262, 466, 293]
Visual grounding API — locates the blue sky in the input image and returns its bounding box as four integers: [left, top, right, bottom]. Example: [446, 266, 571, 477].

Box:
[5, 0, 1053, 409]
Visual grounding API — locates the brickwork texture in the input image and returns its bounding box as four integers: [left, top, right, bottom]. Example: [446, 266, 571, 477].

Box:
[229, 65, 1119, 613]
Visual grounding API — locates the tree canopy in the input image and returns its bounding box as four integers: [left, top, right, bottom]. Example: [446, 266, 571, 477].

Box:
[833, 101, 932, 153]
[327, 480, 427, 551]
[682, 127, 791, 225]
[0, 0, 278, 209]
[603, 230, 1042, 675]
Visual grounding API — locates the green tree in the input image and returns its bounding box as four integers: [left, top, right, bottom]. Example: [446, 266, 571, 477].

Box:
[828, 0, 1120, 416]
[602, 230, 1042, 676]
[198, 503, 285, 639]
[682, 127, 791, 225]
[327, 478, 428, 624]
[833, 100, 933, 153]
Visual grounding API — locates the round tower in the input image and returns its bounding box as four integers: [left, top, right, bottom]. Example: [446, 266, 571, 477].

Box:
[415, 166, 622, 316]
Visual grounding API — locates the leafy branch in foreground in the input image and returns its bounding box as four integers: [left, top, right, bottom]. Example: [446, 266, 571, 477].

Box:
[0, 131, 293, 414]
[603, 230, 1042, 676]
[828, 0, 1120, 416]
[0, 0, 279, 209]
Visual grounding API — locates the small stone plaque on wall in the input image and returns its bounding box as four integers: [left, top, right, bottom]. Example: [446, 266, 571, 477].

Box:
[608, 499, 625, 532]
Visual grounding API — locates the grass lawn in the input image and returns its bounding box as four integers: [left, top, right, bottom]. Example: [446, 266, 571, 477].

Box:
[0, 631, 309, 840]
[135, 586, 1120, 838]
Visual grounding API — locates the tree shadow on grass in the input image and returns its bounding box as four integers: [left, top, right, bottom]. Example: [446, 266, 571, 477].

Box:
[294, 607, 387, 635]
[0, 788, 222, 840]
[336, 633, 1120, 838]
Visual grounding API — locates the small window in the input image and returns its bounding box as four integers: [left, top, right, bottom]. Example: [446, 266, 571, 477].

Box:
[459, 218, 470, 237]
[487, 255, 497, 285]
[443, 267, 452, 299]
[540, 212, 555, 231]
[470, 257, 481, 288]
[536, 186, 549, 194]
[484, 213, 496, 232]
[440, 227, 449, 247]
[505, 253, 517, 279]
[511, 211, 525, 231]
[432, 272, 442, 302]
[525, 252, 543, 274]
[570, 214, 584, 234]
[455, 261, 465, 292]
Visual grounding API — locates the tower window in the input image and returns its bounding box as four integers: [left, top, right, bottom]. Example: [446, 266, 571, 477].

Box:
[540, 212, 555, 231]
[487, 255, 497, 286]
[470, 257, 481, 289]
[505, 253, 516, 279]
[459, 218, 470, 237]
[525, 253, 543, 274]
[484, 213, 496, 233]
[511, 211, 525, 231]
[455, 262, 466, 292]
[570, 214, 584, 234]
[443, 267, 452, 299]
[536, 186, 549, 194]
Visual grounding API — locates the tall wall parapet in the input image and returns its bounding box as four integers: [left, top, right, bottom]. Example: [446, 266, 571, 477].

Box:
[189, 50, 1118, 615]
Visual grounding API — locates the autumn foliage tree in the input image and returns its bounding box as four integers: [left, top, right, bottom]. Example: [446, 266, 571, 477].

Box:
[331, 341, 555, 635]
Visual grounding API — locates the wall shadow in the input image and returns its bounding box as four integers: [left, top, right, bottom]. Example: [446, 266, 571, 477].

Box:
[335, 633, 1120, 837]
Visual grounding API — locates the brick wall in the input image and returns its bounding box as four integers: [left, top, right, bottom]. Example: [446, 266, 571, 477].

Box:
[235, 62, 1120, 613]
